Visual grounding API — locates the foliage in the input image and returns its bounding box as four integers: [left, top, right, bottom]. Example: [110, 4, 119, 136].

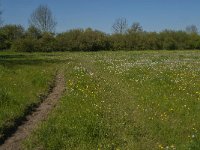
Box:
[56, 28, 111, 51]
[0, 25, 25, 50]
[1, 23, 200, 52]
[11, 33, 57, 52]
[26, 26, 42, 39]
[38, 32, 57, 52]
[12, 38, 39, 52]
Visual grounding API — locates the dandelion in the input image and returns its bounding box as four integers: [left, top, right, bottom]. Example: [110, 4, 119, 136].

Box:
[158, 144, 164, 149]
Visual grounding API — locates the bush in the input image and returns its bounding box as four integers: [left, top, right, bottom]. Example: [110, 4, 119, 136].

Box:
[26, 26, 42, 39]
[56, 28, 111, 51]
[0, 32, 8, 50]
[12, 33, 57, 52]
[2, 23, 200, 52]
[38, 32, 57, 52]
[12, 38, 38, 52]
[0, 24, 25, 50]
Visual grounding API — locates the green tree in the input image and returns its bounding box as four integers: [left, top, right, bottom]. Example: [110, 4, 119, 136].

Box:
[38, 32, 56, 52]
[0, 24, 24, 49]
[26, 26, 42, 39]
[12, 38, 38, 52]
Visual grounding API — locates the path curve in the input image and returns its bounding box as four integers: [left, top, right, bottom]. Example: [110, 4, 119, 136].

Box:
[0, 71, 65, 150]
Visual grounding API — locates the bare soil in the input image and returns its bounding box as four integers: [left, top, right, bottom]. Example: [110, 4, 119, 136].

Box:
[0, 71, 65, 150]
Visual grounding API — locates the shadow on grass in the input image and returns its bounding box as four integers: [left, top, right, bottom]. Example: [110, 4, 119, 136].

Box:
[0, 54, 34, 59]
[0, 73, 56, 145]
[0, 54, 72, 68]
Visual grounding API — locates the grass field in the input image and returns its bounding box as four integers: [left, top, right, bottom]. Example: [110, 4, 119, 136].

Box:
[1, 51, 200, 150]
[0, 52, 68, 140]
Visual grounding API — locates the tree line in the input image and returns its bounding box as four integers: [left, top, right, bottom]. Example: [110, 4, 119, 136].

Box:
[0, 5, 200, 52]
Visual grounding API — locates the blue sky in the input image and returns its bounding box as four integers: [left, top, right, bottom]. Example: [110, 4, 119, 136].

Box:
[1, 0, 200, 33]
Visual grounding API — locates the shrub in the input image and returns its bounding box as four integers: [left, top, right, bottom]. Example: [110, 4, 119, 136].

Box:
[12, 38, 38, 52]
[56, 28, 111, 51]
[38, 32, 57, 52]
[0, 24, 25, 50]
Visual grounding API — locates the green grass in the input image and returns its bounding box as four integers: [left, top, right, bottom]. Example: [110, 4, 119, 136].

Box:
[12, 50, 198, 150]
[0, 52, 69, 139]
[1, 51, 200, 149]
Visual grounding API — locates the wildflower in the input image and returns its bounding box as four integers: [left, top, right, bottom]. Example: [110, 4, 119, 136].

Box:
[170, 145, 175, 149]
[158, 144, 164, 149]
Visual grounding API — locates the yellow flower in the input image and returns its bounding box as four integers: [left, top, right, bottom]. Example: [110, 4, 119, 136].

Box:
[158, 144, 164, 149]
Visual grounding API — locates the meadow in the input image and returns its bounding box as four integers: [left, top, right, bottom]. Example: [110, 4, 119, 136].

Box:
[0, 52, 69, 142]
[0, 51, 200, 150]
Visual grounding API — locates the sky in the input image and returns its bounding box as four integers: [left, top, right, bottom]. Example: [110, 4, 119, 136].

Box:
[1, 0, 200, 33]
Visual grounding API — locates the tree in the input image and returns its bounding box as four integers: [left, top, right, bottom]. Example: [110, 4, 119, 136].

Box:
[0, 24, 24, 40]
[112, 18, 128, 34]
[128, 22, 143, 33]
[26, 26, 42, 39]
[12, 38, 38, 52]
[0, 24, 25, 50]
[186, 25, 198, 34]
[38, 32, 56, 52]
[29, 5, 57, 33]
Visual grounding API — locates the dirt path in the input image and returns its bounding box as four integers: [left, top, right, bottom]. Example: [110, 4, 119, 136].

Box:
[0, 71, 65, 150]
